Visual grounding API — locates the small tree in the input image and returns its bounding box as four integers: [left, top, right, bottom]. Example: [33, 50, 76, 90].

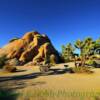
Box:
[62, 43, 75, 62]
[74, 38, 95, 67]
[83, 37, 94, 56]
[74, 39, 84, 56]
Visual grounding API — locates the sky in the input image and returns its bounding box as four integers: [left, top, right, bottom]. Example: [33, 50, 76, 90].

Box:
[0, 0, 100, 53]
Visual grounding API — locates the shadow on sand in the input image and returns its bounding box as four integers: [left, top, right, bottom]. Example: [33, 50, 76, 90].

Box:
[0, 65, 72, 82]
[0, 72, 41, 82]
[48, 67, 73, 75]
[0, 65, 72, 90]
[0, 72, 46, 90]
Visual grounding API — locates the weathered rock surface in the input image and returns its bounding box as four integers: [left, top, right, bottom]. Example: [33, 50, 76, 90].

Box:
[0, 31, 60, 65]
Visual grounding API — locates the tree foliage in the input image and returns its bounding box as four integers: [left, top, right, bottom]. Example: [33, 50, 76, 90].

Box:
[62, 43, 75, 62]
[61, 37, 100, 65]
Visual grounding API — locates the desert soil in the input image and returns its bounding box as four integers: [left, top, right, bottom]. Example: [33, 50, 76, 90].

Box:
[0, 62, 100, 100]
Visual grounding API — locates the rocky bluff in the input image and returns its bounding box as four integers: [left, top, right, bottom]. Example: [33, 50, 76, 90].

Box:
[0, 31, 61, 65]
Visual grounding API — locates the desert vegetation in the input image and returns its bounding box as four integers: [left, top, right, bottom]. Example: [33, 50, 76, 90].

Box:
[17, 88, 100, 100]
[0, 55, 17, 72]
[9, 37, 19, 43]
[0, 32, 100, 100]
[62, 37, 100, 67]
[61, 37, 100, 74]
[0, 55, 7, 68]
[0, 87, 18, 100]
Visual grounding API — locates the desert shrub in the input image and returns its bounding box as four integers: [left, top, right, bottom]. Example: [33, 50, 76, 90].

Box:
[0, 88, 18, 100]
[71, 66, 93, 74]
[9, 37, 19, 43]
[5, 58, 20, 66]
[85, 60, 94, 65]
[39, 65, 50, 73]
[36, 34, 42, 38]
[64, 58, 71, 62]
[86, 59, 100, 68]
[0, 55, 7, 68]
[50, 54, 57, 64]
[3, 65, 17, 72]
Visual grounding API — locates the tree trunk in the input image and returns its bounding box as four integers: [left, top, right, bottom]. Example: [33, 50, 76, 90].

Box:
[80, 48, 85, 67]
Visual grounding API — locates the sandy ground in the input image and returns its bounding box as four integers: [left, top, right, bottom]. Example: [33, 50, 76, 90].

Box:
[0, 62, 100, 99]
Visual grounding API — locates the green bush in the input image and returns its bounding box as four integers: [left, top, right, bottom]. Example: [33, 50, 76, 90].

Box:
[63, 58, 71, 63]
[0, 55, 7, 68]
[9, 37, 19, 43]
[85, 60, 94, 65]
[0, 88, 18, 100]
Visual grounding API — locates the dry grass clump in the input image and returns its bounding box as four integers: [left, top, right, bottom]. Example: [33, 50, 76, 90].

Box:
[3, 65, 17, 72]
[71, 66, 93, 74]
[17, 88, 100, 100]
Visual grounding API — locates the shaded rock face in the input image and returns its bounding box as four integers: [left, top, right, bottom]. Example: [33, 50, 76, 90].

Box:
[0, 31, 60, 65]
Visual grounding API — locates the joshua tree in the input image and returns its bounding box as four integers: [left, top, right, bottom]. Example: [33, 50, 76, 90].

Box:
[74, 39, 84, 66]
[62, 43, 75, 62]
[61, 37, 100, 67]
[83, 37, 94, 56]
[74, 39, 85, 56]
[94, 38, 100, 50]
[74, 37, 97, 67]
[84, 37, 100, 56]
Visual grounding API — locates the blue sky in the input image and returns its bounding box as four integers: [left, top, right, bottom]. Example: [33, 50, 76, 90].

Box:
[0, 0, 100, 52]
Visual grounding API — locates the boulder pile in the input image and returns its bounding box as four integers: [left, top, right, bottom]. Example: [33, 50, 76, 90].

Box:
[0, 31, 60, 65]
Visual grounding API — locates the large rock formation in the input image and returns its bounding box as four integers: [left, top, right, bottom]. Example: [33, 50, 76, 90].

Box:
[0, 31, 60, 65]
